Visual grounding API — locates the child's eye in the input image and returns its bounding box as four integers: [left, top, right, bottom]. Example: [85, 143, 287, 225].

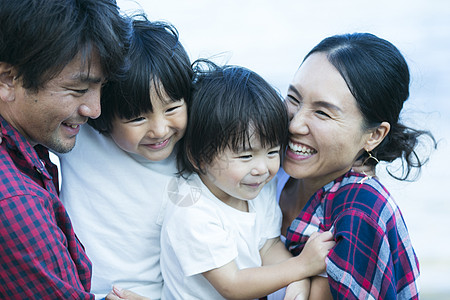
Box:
[238, 155, 252, 160]
[166, 105, 182, 113]
[128, 117, 145, 123]
[268, 147, 281, 157]
[268, 150, 280, 157]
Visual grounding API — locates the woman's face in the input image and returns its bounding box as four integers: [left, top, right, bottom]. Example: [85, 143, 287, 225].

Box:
[283, 52, 372, 188]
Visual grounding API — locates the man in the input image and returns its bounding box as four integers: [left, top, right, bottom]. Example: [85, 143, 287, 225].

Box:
[0, 0, 130, 298]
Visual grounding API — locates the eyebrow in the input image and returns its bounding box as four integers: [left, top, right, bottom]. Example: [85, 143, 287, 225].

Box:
[72, 73, 104, 84]
[289, 84, 342, 113]
[313, 100, 342, 113]
[288, 85, 302, 99]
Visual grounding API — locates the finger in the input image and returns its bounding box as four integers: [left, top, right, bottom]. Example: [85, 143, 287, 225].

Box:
[105, 291, 122, 300]
[317, 231, 334, 241]
[309, 231, 320, 239]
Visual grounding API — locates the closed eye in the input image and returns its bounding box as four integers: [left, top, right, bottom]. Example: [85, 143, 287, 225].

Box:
[166, 105, 182, 113]
[286, 94, 300, 105]
[238, 155, 252, 160]
[127, 117, 145, 123]
[72, 89, 88, 94]
[316, 110, 331, 118]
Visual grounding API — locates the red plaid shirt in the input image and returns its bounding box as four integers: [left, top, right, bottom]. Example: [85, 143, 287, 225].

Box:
[0, 116, 94, 299]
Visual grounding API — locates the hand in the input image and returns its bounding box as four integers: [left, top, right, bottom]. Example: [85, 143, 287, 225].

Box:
[297, 231, 335, 277]
[284, 279, 310, 300]
[105, 286, 151, 300]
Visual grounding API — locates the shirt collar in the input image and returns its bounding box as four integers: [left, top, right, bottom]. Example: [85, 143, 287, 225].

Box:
[0, 114, 52, 180]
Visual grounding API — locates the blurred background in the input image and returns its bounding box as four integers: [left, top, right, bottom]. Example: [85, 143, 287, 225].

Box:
[114, 1, 450, 298]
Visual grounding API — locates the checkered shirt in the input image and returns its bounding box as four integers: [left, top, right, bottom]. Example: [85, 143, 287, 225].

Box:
[0, 116, 93, 299]
[286, 171, 420, 299]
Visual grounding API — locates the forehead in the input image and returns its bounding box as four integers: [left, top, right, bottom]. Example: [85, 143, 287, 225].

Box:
[291, 53, 357, 110]
[293, 53, 347, 90]
[52, 51, 105, 84]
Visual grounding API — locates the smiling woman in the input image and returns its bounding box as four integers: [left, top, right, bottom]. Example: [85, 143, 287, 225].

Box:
[279, 32, 436, 300]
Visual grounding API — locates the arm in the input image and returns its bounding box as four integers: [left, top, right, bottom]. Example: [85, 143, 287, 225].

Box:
[0, 195, 94, 299]
[203, 231, 334, 300]
[260, 237, 311, 300]
[309, 276, 332, 300]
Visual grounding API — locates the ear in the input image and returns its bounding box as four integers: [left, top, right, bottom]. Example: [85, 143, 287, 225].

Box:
[0, 63, 16, 102]
[364, 121, 390, 151]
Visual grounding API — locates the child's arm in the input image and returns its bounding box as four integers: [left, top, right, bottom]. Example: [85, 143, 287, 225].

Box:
[202, 231, 334, 300]
[309, 276, 333, 300]
[259, 236, 311, 300]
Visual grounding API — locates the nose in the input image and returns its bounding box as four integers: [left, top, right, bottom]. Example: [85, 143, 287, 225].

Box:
[288, 109, 309, 136]
[147, 115, 170, 139]
[250, 157, 269, 176]
[78, 89, 101, 119]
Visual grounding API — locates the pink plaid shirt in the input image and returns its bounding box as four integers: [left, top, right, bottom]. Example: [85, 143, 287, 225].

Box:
[0, 116, 93, 299]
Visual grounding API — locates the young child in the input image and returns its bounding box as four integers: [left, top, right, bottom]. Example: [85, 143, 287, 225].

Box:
[160, 60, 335, 299]
[58, 15, 192, 299]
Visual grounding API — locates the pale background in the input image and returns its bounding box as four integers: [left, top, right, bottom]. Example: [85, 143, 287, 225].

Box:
[110, 1, 449, 298]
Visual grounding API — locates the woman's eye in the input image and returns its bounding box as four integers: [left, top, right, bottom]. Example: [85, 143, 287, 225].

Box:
[316, 110, 331, 118]
[286, 95, 300, 105]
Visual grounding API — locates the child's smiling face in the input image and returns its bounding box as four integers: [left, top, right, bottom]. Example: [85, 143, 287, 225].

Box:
[109, 86, 187, 161]
[199, 132, 281, 204]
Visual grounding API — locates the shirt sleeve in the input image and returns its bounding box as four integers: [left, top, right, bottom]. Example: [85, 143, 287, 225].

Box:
[165, 202, 238, 277]
[326, 209, 414, 300]
[0, 194, 94, 299]
[258, 179, 282, 249]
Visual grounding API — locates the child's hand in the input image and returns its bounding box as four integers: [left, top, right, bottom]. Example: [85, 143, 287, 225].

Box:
[297, 231, 335, 277]
[284, 279, 310, 300]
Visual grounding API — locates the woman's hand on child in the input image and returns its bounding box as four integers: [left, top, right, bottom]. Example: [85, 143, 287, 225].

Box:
[297, 231, 335, 277]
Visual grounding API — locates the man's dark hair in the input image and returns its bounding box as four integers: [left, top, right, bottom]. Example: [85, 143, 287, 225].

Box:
[0, 0, 131, 91]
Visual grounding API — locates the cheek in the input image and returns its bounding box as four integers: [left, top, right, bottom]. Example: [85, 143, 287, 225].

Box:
[110, 127, 138, 150]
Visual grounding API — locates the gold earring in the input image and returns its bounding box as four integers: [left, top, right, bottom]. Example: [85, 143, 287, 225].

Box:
[358, 149, 379, 184]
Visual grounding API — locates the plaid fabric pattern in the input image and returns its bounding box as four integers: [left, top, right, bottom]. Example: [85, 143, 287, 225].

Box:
[286, 171, 419, 300]
[0, 116, 93, 299]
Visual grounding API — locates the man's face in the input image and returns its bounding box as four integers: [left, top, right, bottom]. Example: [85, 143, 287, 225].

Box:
[10, 52, 105, 153]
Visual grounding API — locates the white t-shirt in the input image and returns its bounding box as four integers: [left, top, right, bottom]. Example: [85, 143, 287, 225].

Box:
[58, 125, 176, 299]
[160, 173, 282, 300]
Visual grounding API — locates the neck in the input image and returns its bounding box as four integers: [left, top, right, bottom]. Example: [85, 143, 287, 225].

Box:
[198, 173, 249, 212]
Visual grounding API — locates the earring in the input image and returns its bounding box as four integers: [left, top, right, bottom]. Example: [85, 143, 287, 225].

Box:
[358, 149, 379, 184]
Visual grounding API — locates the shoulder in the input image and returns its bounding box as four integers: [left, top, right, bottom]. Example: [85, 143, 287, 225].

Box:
[0, 149, 32, 200]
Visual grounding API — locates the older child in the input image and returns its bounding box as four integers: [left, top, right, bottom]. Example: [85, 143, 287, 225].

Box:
[58, 15, 192, 299]
[160, 61, 335, 299]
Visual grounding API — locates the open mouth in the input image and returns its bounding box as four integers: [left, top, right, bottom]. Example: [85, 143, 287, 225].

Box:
[288, 141, 317, 157]
[62, 122, 80, 129]
[145, 138, 170, 150]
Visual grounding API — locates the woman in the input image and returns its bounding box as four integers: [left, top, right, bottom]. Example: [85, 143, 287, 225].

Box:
[279, 33, 436, 299]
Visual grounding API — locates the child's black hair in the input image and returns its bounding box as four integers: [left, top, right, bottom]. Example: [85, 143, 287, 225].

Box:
[89, 14, 192, 134]
[178, 59, 289, 175]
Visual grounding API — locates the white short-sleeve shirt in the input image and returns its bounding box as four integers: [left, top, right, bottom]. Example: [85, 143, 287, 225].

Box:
[160, 173, 282, 300]
[58, 125, 177, 299]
